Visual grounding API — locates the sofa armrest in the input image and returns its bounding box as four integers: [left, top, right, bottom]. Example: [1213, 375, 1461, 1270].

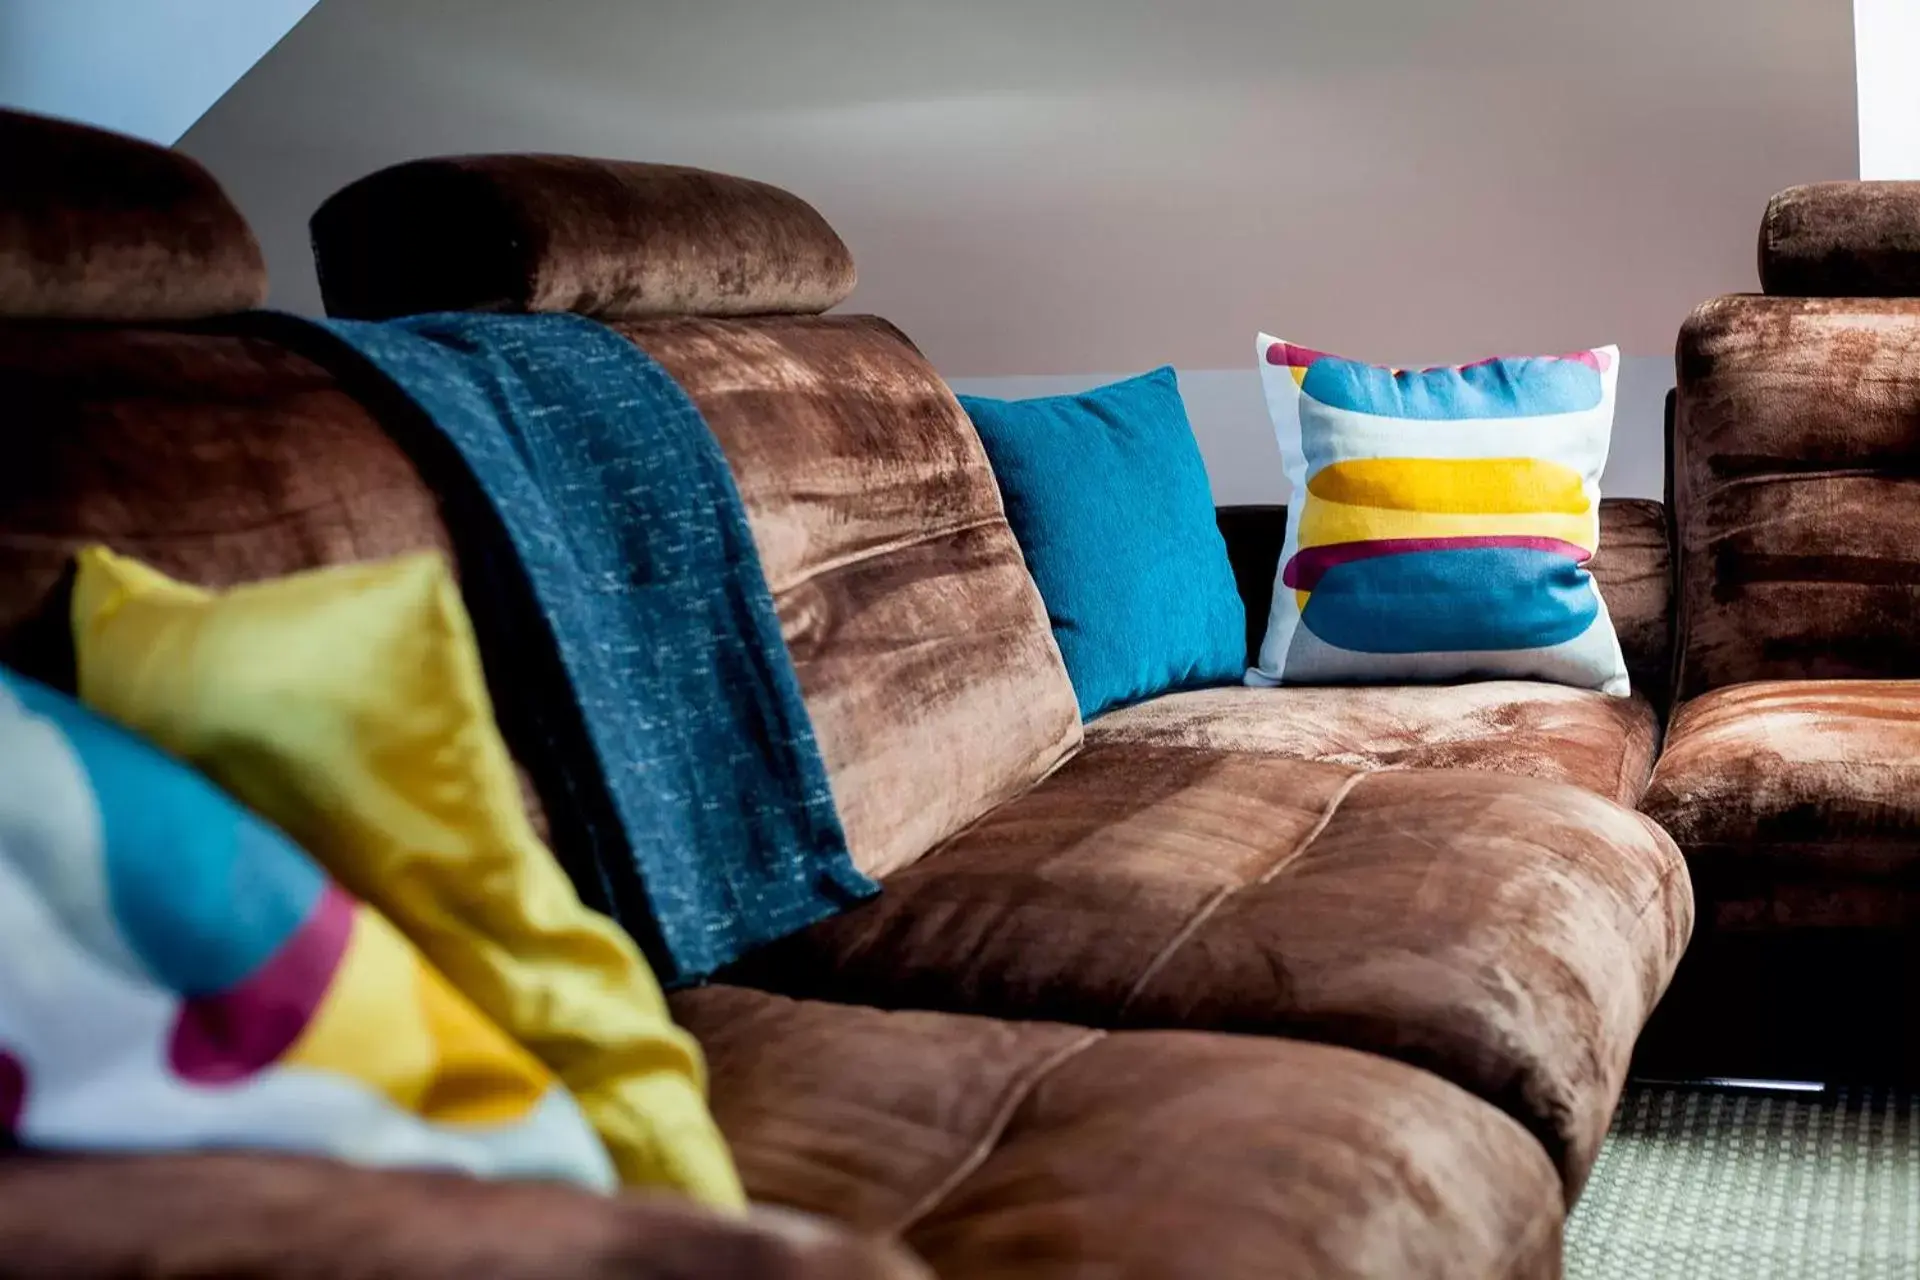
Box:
[0, 1151, 929, 1280]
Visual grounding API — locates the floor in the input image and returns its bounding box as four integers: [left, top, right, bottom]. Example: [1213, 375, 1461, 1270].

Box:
[1565, 1083, 1920, 1279]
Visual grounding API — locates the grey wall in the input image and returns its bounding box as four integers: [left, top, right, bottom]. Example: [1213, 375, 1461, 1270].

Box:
[181, 0, 1857, 500]
[0, 0, 320, 144]
[950, 357, 1673, 504]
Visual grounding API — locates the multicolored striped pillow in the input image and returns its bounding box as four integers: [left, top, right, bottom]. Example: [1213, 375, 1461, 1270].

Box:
[0, 667, 616, 1184]
[1250, 336, 1630, 696]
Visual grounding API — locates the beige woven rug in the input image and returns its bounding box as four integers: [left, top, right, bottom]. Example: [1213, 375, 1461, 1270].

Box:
[1566, 1085, 1920, 1279]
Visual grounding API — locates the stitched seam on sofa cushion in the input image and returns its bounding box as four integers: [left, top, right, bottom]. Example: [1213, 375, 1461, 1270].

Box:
[1611, 727, 1636, 808]
[1114, 768, 1368, 1019]
[770, 512, 1009, 598]
[885, 1028, 1108, 1237]
[1624, 851, 1692, 953]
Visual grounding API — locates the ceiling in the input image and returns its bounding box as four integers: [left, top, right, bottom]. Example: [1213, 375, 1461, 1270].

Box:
[0, 0, 320, 144]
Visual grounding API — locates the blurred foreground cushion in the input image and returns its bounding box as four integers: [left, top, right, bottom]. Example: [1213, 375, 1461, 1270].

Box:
[68, 546, 743, 1209]
[0, 667, 612, 1186]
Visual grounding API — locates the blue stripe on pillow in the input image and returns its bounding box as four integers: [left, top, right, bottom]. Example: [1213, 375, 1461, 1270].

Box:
[4, 669, 327, 996]
[1299, 356, 1605, 420]
[1299, 547, 1600, 653]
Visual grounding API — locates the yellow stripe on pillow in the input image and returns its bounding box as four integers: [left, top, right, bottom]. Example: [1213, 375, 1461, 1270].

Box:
[1297, 497, 1599, 556]
[1306, 457, 1591, 516]
[281, 904, 555, 1126]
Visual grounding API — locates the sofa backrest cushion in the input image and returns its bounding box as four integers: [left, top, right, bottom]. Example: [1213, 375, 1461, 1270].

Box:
[0, 109, 266, 321]
[0, 318, 635, 855]
[1591, 498, 1675, 708]
[310, 153, 1084, 880]
[1672, 294, 1920, 698]
[1760, 182, 1920, 298]
[311, 156, 856, 322]
[618, 314, 1082, 880]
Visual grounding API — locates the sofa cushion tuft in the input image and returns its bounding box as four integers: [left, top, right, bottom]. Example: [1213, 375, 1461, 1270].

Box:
[1087, 680, 1661, 806]
[736, 745, 1692, 1198]
[675, 986, 1564, 1280]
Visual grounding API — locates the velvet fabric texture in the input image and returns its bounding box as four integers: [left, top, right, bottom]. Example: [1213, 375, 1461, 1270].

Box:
[0, 326, 455, 673]
[674, 986, 1563, 1280]
[618, 315, 1083, 881]
[311, 155, 856, 321]
[737, 743, 1692, 1198]
[0, 109, 266, 321]
[1760, 182, 1920, 297]
[1636, 680, 1920, 1083]
[1218, 499, 1675, 709]
[1087, 681, 1660, 806]
[0, 321, 568, 852]
[0, 1152, 927, 1280]
[1590, 498, 1675, 711]
[1672, 295, 1920, 699]
[958, 369, 1246, 717]
[1646, 680, 1920, 891]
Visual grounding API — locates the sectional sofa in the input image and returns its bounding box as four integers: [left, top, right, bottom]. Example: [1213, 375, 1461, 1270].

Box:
[1634, 181, 1920, 1086]
[0, 104, 1909, 1279]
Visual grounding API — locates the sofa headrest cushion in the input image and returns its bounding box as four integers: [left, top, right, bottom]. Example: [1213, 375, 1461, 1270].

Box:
[310, 155, 857, 321]
[0, 109, 268, 321]
[1760, 181, 1920, 297]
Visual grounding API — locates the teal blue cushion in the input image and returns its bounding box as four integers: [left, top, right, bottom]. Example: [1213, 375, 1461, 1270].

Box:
[958, 368, 1246, 718]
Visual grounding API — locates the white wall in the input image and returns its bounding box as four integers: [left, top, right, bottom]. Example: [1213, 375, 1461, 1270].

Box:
[179, 0, 1856, 500]
[0, 0, 320, 145]
[1855, 0, 1920, 179]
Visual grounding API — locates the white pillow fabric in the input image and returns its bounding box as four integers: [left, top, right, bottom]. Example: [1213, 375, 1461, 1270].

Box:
[1250, 335, 1630, 695]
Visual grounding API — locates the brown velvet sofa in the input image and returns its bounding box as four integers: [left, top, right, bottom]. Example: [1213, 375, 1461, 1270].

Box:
[1633, 181, 1920, 1085]
[0, 108, 1707, 1279]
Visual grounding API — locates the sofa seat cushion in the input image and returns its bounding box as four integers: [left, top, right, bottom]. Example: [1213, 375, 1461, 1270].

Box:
[736, 744, 1692, 1195]
[1635, 680, 1920, 1081]
[673, 986, 1562, 1280]
[1086, 681, 1661, 806]
[1643, 680, 1920, 928]
[0, 1150, 924, 1280]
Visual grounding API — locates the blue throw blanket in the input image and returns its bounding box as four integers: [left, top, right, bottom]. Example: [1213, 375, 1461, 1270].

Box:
[252, 311, 874, 986]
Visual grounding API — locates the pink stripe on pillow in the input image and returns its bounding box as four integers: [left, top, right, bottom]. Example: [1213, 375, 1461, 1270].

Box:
[168, 883, 356, 1085]
[1265, 341, 1338, 368]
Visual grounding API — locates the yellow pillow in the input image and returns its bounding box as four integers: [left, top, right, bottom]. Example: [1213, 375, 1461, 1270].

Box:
[70, 545, 745, 1211]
